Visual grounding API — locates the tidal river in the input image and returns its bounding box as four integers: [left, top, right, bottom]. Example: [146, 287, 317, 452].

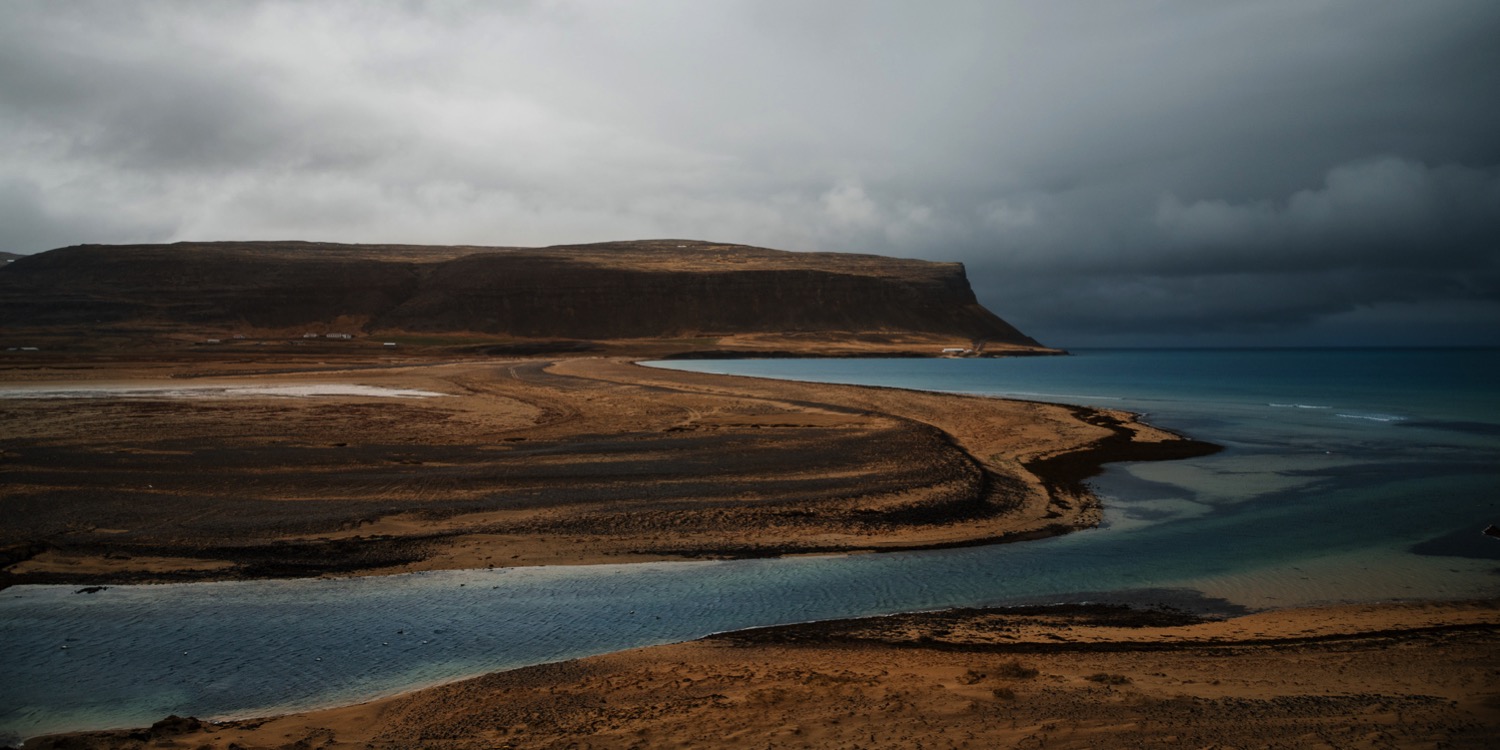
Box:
[3, 348, 1497, 743]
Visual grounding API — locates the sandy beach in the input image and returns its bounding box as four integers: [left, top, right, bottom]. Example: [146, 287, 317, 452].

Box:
[24, 600, 1499, 749]
[1, 352, 1209, 587]
[4, 349, 1496, 749]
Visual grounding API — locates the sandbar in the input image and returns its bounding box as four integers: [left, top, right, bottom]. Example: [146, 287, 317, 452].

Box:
[1, 354, 1211, 586]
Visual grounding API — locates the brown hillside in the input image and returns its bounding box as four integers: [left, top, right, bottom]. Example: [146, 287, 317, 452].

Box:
[0, 239, 1042, 350]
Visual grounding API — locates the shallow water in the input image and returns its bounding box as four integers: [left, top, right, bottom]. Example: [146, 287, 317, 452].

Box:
[2, 349, 1497, 742]
[657, 349, 1500, 560]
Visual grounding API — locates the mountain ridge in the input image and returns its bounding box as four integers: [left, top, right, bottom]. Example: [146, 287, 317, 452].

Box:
[0, 239, 1047, 353]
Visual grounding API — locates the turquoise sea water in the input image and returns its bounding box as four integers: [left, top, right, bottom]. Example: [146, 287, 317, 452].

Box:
[2, 349, 1497, 742]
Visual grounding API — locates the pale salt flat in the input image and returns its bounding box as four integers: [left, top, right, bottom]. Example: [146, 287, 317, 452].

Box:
[0, 384, 447, 399]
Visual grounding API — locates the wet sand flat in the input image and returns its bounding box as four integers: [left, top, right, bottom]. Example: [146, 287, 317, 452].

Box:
[1, 354, 1209, 586]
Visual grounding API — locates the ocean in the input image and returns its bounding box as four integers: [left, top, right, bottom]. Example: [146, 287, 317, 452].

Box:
[654, 349, 1500, 601]
[3, 348, 1497, 741]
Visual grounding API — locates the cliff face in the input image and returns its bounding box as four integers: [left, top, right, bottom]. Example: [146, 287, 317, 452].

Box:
[0, 239, 1040, 346]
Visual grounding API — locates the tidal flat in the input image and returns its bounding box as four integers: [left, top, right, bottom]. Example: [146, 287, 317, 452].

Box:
[3, 348, 1496, 748]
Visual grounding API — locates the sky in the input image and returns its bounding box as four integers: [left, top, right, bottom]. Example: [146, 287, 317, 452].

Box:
[2, 1, 1498, 347]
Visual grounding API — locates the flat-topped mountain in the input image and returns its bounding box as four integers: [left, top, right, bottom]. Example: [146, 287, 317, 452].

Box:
[0, 239, 1044, 352]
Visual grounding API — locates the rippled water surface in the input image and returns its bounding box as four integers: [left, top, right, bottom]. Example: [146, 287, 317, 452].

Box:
[3, 349, 1497, 742]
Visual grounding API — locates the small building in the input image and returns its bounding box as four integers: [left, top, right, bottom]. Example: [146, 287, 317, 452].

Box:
[941, 347, 969, 355]
[383, 342, 398, 347]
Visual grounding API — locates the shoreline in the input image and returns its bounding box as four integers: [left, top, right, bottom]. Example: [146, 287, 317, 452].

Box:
[22, 598, 1498, 749]
[6, 352, 1496, 748]
[2, 355, 1216, 589]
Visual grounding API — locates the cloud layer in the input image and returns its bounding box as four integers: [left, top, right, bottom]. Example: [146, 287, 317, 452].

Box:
[3, 0, 1498, 345]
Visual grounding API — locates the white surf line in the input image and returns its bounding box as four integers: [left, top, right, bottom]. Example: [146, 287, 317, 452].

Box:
[1334, 412, 1406, 422]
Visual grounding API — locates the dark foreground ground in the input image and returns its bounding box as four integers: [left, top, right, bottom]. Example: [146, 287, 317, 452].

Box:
[25, 600, 1500, 749]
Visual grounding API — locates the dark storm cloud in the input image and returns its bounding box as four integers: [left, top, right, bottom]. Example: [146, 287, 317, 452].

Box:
[963, 156, 1500, 345]
[0, 178, 175, 251]
[2, 0, 1498, 344]
[970, 158, 1500, 279]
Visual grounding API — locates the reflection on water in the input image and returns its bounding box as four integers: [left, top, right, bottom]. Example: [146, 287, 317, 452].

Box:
[3, 349, 1498, 742]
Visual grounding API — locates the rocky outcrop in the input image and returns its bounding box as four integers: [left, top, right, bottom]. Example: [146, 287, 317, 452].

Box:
[0, 239, 1040, 346]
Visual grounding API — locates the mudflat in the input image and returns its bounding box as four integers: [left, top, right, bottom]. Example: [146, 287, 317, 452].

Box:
[1, 352, 1208, 587]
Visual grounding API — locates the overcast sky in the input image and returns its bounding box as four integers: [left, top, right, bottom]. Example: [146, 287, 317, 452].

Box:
[3, 1, 1498, 346]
